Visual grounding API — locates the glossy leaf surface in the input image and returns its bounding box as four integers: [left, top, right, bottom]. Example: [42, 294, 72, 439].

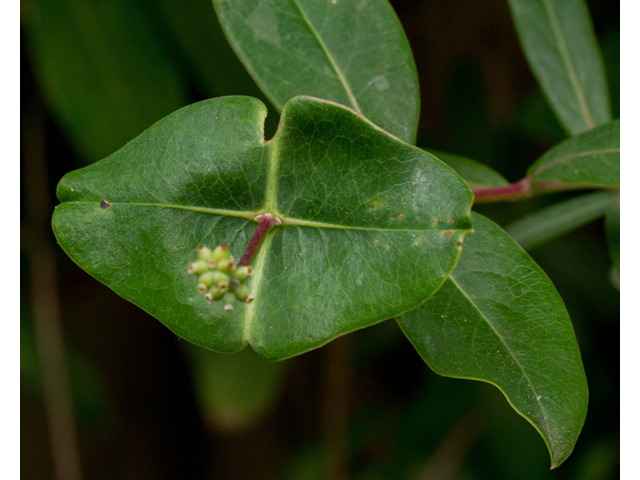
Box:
[27, 0, 187, 162]
[506, 191, 615, 251]
[507, 0, 610, 135]
[427, 150, 509, 189]
[397, 213, 588, 467]
[53, 96, 473, 360]
[212, 0, 420, 144]
[528, 119, 619, 188]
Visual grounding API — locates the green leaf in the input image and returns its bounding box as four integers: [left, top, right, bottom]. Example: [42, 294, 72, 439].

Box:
[52, 96, 473, 360]
[507, 0, 611, 135]
[506, 191, 615, 251]
[604, 192, 620, 271]
[396, 213, 588, 468]
[212, 0, 420, 144]
[426, 150, 509, 189]
[26, 0, 187, 163]
[184, 342, 287, 431]
[528, 119, 619, 188]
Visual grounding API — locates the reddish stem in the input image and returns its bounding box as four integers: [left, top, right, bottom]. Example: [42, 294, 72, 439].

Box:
[473, 176, 615, 204]
[472, 178, 532, 203]
[238, 214, 275, 266]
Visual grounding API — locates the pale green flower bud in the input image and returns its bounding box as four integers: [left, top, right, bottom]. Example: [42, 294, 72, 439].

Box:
[213, 243, 231, 262]
[187, 260, 208, 275]
[234, 266, 254, 282]
[234, 284, 250, 302]
[206, 287, 224, 302]
[217, 258, 235, 274]
[223, 292, 237, 311]
[197, 271, 217, 289]
[197, 245, 215, 262]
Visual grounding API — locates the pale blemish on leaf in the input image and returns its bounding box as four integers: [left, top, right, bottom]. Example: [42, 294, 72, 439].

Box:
[247, 2, 281, 47]
[371, 75, 390, 91]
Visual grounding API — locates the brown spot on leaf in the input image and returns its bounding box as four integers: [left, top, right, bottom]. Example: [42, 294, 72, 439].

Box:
[447, 216, 452, 223]
[375, 238, 380, 242]
[456, 242, 462, 247]
[434, 218, 439, 225]
[370, 205, 375, 209]
[100, 200, 111, 209]
[415, 237, 423, 244]
[386, 243, 391, 249]
[443, 231, 453, 238]
[398, 212, 404, 218]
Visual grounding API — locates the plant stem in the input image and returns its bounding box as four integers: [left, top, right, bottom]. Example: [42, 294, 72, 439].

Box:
[472, 178, 532, 203]
[25, 96, 83, 480]
[472, 177, 615, 204]
[322, 336, 351, 480]
[238, 214, 275, 266]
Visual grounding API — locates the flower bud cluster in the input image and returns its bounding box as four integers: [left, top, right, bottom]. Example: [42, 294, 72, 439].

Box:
[187, 244, 254, 312]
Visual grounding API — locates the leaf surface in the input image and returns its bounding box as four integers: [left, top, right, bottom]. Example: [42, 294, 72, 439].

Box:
[212, 0, 420, 144]
[528, 119, 619, 188]
[427, 150, 509, 189]
[397, 213, 588, 467]
[507, 0, 610, 135]
[52, 96, 473, 360]
[506, 191, 615, 251]
[27, 0, 187, 162]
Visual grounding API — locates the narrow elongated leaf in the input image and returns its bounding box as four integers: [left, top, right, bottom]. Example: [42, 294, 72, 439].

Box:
[212, 0, 420, 144]
[397, 213, 588, 468]
[507, 0, 611, 135]
[52, 96, 473, 360]
[427, 150, 509, 189]
[528, 119, 619, 188]
[27, 0, 187, 163]
[506, 191, 615, 250]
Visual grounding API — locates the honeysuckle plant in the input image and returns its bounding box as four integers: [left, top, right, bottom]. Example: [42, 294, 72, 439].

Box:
[50, 0, 618, 469]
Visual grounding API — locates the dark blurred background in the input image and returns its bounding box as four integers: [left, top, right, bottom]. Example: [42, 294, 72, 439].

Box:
[20, 0, 619, 478]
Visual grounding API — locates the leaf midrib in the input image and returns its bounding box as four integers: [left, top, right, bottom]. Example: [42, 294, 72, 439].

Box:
[541, 0, 594, 130]
[64, 201, 465, 232]
[290, 0, 362, 114]
[533, 147, 620, 176]
[447, 274, 552, 438]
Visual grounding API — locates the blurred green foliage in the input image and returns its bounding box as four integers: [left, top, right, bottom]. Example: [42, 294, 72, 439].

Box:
[21, 0, 619, 478]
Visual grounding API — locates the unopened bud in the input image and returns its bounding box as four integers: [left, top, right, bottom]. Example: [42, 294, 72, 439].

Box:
[213, 243, 231, 262]
[211, 271, 229, 285]
[187, 260, 208, 275]
[207, 287, 224, 301]
[223, 292, 237, 311]
[218, 281, 229, 293]
[197, 271, 217, 289]
[197, 245, 215, 262]
[234, 284, 250, 301]
[218, 258, 234, 274]
[234, 266, 254, 282]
